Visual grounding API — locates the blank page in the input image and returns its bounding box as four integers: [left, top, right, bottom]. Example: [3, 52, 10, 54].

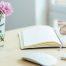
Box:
[22, 25, 61, 46]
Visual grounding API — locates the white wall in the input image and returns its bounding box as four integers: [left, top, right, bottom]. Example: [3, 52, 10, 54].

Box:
[1, 0, 35, 30]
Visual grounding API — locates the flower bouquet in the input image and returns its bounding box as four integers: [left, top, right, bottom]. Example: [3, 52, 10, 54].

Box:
[0, 1, 13, 46]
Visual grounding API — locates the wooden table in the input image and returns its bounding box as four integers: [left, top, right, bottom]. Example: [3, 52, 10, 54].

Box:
[0, 28, 66, 66]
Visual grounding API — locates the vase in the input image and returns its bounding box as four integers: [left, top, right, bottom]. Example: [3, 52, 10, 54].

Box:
[0, 14, 5, 47]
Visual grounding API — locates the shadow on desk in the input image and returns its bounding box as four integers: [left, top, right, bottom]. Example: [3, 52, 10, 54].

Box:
[18, 58, 40, 66]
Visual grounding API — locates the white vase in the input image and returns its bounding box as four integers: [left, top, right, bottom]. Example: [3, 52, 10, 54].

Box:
[0, 14, 5, 47]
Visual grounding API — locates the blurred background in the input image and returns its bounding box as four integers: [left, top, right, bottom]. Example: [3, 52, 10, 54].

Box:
[0, 0, 66, 31]
[1, 0, 35, 30]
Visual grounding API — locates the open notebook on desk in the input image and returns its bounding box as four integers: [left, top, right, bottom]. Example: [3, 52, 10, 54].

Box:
[18, 25, 62, 49]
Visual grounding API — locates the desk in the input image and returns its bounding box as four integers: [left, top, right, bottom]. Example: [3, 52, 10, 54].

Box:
[0, 28, 66, 66]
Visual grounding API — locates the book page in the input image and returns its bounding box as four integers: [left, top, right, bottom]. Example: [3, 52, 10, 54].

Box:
[21, 25, 61, 47]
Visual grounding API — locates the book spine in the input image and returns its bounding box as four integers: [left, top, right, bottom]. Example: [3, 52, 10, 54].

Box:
[18, 32, 24, 49]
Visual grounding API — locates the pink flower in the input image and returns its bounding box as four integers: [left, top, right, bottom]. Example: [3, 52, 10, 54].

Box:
[0, 1, 13, 16]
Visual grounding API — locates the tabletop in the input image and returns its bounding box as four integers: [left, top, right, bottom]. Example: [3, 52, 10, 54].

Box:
[0, 28, 66, 66]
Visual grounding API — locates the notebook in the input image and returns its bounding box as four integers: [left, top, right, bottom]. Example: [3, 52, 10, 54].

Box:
[18, 25, 62, 49]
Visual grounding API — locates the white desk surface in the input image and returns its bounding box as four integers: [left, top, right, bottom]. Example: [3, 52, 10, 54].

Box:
[0, 28, 66, 66]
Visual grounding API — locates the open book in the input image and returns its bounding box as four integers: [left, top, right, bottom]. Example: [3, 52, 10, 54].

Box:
[18, 25, 62, 49]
